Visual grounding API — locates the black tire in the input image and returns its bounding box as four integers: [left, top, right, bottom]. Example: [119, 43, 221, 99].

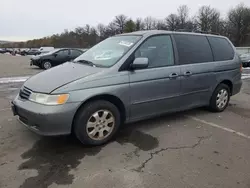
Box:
[209, 83, 230, 112]
[41, 61, 52, 70]
[73, 100, 121, 145]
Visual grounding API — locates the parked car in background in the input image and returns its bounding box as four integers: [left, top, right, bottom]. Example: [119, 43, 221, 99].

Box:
[38, 47, 54, 54]
[21, 49, 41, 56]
[30, 48, 84, 69]
[12, 31, 242, 145]
[240, 53, 250, 67]
[0, 48, 5, 54]
[19, 48, 29, 56]
[0, 48, 13, 54]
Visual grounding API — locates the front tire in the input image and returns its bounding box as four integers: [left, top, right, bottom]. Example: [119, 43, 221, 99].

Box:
[73, 100, 121, 145]
[41, 61, 52, 70]
[209, 84, 230, 112]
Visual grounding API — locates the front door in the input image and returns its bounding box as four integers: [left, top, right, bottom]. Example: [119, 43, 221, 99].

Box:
[54, 49, 70, 65]
[129, 35, 181, 121]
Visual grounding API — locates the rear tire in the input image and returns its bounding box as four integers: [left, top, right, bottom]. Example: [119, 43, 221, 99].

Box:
[209, 83, 230, 112]
[73, 100, 121, 145]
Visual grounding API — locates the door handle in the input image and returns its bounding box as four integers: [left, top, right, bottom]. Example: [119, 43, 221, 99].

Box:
[169, 73, 179, 79]
[184, 71, 192, 76]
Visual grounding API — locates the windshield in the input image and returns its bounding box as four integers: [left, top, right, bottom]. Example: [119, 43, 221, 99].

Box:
[74, 35, 141, 67]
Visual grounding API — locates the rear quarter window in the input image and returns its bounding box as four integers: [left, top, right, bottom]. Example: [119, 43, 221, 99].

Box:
[173, 34, 213, 65]
[207, 37, 234, 61]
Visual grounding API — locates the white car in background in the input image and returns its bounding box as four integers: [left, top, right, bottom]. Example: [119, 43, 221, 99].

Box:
[240, 53, 250, 67]
[39, 47, 54, 54]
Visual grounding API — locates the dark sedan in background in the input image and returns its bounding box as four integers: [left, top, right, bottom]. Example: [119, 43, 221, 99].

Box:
[30, 48, 84, 69]
[0, 48, 13, 54]
[21, 49, 41, 56]
[240, 53, 250, 67]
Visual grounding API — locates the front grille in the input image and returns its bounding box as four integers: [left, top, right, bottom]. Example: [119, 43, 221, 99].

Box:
[19, 87, 32, 100]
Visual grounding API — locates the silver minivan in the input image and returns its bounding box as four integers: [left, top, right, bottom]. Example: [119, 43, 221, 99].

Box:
[12, 30, 242, 145]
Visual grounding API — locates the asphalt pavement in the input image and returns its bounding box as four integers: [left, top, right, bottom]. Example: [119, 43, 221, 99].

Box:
[0, 54, 250, 188]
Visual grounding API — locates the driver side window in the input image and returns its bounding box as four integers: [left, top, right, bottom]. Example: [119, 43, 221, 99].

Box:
[134, 35, 174, 68]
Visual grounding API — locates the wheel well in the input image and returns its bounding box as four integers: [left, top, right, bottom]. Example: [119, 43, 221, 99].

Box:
[72, 94, 126, 131]
[220, 80, 233, 95]
[42, 59, 51, 63]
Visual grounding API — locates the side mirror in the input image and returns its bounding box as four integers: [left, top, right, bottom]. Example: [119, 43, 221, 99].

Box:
[54, 53, 58, 57]
[130, 57, 149, 70]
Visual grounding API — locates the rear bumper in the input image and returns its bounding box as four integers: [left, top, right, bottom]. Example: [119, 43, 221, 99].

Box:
[12, 96, 80, 136]
[232, 79, 242, 96]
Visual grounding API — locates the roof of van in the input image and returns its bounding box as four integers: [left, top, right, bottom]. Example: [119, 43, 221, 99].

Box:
[119, 30, 225, 38]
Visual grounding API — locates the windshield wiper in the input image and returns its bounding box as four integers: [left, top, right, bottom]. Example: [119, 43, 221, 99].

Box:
[73, 60, 97, 67]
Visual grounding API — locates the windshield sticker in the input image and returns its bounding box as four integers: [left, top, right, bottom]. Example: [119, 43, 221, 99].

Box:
[119, 41, 134, 47]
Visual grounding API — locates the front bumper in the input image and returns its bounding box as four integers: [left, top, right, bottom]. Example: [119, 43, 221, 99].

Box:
[12, 96, 80, 136]
[30, 59, 40, 66]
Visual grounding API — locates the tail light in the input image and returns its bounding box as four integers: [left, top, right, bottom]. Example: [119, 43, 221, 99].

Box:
[240, 63, 243, 72]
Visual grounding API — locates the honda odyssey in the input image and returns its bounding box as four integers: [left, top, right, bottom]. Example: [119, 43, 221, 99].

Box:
[11, 30, 242, 145]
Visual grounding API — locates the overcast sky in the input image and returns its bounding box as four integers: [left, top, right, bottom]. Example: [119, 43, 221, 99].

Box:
[1, 0, 249, 41]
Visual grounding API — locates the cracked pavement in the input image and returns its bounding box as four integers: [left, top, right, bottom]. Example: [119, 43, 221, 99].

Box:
[135, 135, 212, 172]
[1, 55, 250, 188]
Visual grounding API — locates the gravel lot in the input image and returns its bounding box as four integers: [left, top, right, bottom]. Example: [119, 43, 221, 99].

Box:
[0, 55, 250, 188]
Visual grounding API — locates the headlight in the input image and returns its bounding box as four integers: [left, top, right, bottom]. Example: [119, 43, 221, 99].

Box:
[29, 93, 69, 105]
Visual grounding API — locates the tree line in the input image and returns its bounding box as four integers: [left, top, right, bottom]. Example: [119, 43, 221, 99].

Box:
[2, 3, 250, 48]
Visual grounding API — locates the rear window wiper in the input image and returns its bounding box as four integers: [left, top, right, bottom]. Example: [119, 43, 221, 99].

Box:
[73, 60, 97, 67]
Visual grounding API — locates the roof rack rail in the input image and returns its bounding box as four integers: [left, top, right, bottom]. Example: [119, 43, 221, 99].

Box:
[193, 30, 220, 35]
[176, 29, 193, 32]
[176, 29, 220, 35]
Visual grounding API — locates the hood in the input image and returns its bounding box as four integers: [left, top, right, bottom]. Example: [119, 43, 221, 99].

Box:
[30, 54, 48, 60]
[24, 62, 104, 93]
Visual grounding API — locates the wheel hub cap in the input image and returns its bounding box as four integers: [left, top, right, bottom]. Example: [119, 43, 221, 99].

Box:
[216, 89, 228, 109]
[44, 62, 51, 69]
[86, 110, 115, 140]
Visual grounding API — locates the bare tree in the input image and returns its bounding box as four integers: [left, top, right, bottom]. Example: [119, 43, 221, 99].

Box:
[113, 14, 128, 33]
[107, 22, 119, 36]
[96, 24, 106, 37]
[144, 16, 155, 30]
[155, 20, 167, 30]
[135, 18, 145, 30]
[227, 4, 250, 46]
[177, 5, 189, 29]
[195, 6, 221, 33]
[165, 14, 180, 31]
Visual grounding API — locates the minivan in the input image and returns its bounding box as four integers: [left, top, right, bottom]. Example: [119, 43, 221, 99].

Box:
[11, 30, 242, 145]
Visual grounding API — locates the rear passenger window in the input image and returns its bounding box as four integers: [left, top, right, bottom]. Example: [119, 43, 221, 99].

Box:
[207, 37, 234, 61]
[57, 50, 69, 56]
[70, 50, 82, 57]
[134, 35, 174, 68]
[174, 34, 213, 64]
